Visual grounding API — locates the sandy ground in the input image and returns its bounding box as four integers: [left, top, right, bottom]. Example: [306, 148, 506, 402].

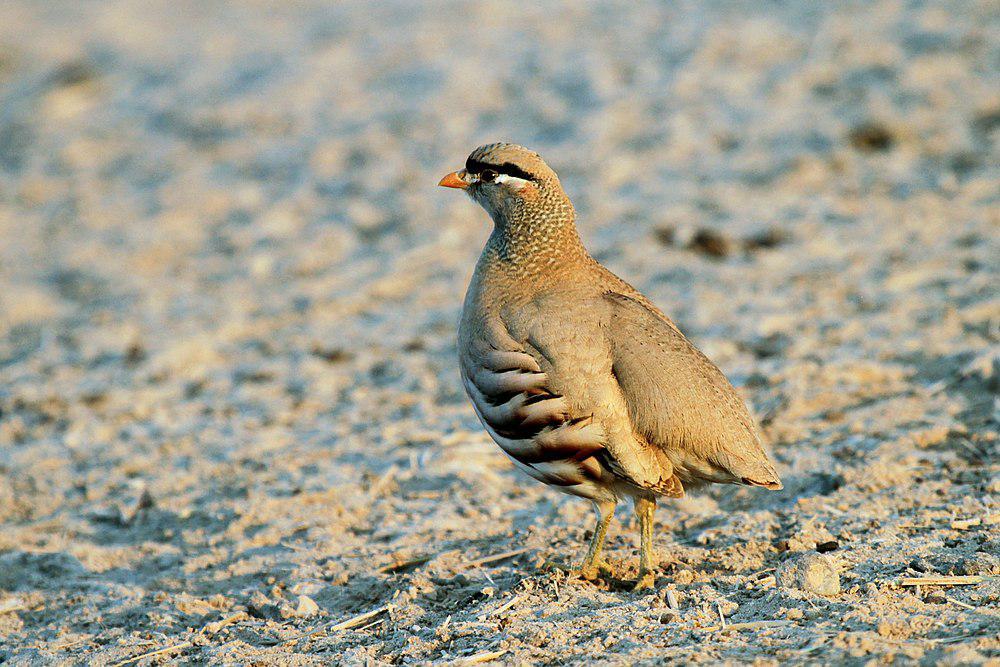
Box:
[0, 1, 998, 664]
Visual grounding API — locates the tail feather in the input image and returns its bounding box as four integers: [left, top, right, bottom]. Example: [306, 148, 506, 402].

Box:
[742, 476, 783, 490]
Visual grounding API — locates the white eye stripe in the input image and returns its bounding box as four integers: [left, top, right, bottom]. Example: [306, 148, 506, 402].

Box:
[494, 173, 529, 189]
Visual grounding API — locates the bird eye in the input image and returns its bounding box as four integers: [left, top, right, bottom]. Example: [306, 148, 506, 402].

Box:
[480, 169, 498, 183]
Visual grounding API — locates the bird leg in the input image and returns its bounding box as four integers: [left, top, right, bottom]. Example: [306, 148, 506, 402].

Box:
[577, 499, 616, 580]
[633, 496, 657, 590]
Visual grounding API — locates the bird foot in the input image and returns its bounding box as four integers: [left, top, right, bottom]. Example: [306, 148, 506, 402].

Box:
[632, 569, 656, 591]
[577, 559, 614, 582]
[539, 559, 568, 573]
[539, 558, 613, 582]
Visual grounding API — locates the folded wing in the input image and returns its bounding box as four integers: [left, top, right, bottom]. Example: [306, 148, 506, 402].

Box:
[461, 333, 606, 490]
[604, 292, 782, 490]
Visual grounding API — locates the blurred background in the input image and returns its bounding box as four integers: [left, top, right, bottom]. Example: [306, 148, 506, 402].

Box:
[0, 1, 997, 663]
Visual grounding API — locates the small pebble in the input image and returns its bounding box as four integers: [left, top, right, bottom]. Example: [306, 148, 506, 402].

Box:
[924, 590, 947, 604]
[247, 591, 285, 621]
[776, 553, 840, 596]
[742, 227, 789, 251]
[687, 229, 732, 258]
[849, 122, 895, 152]
[664, 588, 679, 610]
[653, 226, 675, 246]
[295, 595, 320, 618]
[816, 540, 839, 553]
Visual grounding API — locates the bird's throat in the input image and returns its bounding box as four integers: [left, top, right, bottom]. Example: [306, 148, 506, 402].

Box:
[486, 205, 588, 274]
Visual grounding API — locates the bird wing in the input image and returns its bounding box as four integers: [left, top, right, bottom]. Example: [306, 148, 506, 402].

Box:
[460, 318, 607, 490]
[603, 292, 782, 489]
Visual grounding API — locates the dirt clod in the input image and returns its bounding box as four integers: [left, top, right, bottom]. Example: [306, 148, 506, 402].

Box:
[776, 553, 841, 596]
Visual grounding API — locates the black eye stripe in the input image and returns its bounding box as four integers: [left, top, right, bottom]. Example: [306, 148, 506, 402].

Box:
[465, 158, 536, 182]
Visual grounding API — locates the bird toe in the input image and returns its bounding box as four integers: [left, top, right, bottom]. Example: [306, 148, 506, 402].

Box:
[632, 570, 656, 591]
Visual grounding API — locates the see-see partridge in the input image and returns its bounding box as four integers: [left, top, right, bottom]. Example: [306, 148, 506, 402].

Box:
[439, 143, 782, 590]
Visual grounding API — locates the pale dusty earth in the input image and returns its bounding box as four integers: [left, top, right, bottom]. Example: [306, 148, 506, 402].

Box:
[1, 1, 998, 665]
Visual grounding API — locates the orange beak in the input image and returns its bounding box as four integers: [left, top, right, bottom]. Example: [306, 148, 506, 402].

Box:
[438, 170, 469, 189]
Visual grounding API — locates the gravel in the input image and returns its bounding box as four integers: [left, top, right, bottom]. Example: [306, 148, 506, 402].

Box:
[0, 0, 998, 663]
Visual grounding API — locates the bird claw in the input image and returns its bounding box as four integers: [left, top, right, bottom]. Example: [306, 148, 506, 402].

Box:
[577, 559, 614, 581]
[539, 559, 571, 573]
[632, 569, 656, 591]
[538, 559, 613, 583]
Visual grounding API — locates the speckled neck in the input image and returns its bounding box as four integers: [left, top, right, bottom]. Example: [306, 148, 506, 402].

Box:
[482, 183, 589, 278]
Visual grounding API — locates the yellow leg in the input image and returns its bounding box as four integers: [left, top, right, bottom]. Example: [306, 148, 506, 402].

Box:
[633, 496, 657, 590]
[578, 499, 616, 580]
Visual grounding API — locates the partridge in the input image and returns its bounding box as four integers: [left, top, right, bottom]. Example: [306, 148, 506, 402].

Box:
[439, 143, 782, 589]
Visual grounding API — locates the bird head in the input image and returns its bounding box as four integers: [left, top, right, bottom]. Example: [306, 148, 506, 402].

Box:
[438, 143, 564, 221]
